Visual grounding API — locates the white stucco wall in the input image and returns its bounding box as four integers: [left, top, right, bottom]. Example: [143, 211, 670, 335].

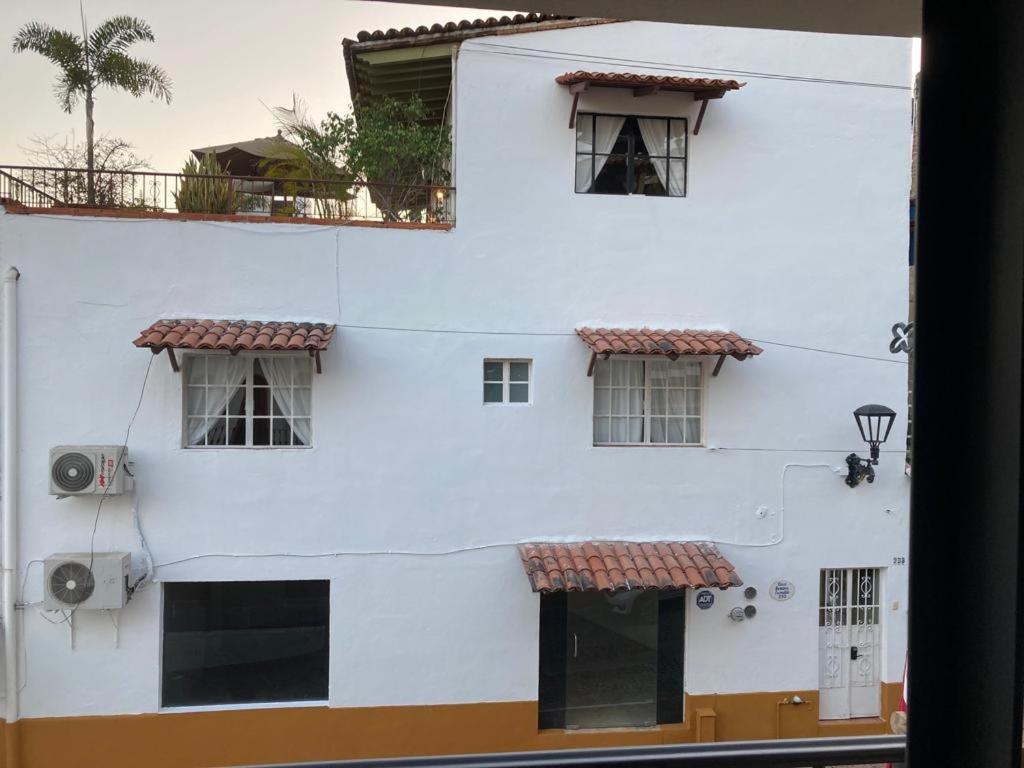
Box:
[0, 21, 911, 720]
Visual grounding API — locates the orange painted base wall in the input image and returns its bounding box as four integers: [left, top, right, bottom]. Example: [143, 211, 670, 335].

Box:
[0, 685, 900, 768]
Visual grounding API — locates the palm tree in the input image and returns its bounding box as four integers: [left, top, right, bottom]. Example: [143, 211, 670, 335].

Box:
[12, 14, 172, 204]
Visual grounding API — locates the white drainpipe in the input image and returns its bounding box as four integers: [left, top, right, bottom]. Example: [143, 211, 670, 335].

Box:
[2, 266, 19, 766]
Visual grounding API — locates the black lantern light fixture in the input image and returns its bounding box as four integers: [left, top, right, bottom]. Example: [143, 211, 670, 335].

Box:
[845, 404, 897, 487]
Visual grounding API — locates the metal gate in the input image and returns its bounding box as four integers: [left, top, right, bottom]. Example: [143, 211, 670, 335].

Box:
[819, 568, 882, 719]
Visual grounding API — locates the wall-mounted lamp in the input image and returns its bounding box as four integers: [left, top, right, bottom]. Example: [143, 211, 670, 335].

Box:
[845, 404, 897, 487]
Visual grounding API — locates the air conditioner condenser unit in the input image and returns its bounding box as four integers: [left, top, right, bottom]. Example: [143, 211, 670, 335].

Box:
[43, 552, 131, 610]
[49, 445, 133, 497]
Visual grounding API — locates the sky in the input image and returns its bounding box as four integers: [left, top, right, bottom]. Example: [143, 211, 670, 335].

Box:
[0, 2, 921, 172]
[0, 1, 514, 170]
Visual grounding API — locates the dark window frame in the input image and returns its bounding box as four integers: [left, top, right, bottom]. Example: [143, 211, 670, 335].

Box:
[538, 589, 685, 730]
[574, 112, 689, 198]
[161, 580, 330, 708]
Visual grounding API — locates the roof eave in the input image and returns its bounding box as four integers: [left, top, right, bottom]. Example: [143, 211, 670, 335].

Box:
[342, 18, 619, 110]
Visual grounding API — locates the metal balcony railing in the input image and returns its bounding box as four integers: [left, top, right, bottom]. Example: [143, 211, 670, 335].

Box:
[0, 165, 455, 225]
[240, 736, 906, 768]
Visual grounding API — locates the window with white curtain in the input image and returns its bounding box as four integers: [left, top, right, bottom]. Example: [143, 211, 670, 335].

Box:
[185, 354, 312, 448]
[575, 113, 687, 197]
[593, 358, 702, 445]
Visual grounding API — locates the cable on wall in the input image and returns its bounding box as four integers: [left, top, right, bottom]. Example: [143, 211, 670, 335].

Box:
[465, 41, 913, 91]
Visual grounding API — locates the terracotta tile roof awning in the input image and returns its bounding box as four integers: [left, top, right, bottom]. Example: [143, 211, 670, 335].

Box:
[556, 71, 745, 93]
[519, 541, 742, 593]
[134, 320, 336, 353]
[577, 328, 763, 358]
[556, 71, 745, 133]
[353, 14, 592, 43]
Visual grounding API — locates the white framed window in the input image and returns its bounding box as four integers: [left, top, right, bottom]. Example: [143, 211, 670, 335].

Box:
[483, 359, 531, 404]
[593, 357, 702, 445]
[185, 354, 312, 448]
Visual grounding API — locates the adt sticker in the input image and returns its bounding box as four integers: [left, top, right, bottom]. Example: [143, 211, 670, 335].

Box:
[696, 590, 715, 609]
[770, 580, 795, 601]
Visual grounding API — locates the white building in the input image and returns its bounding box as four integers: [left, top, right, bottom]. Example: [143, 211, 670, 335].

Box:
[0, 15, 912, 767]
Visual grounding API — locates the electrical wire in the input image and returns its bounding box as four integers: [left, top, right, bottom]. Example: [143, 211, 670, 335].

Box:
[465, 41, 913, 91]
[330, 323, 909, 364]
[748, 338, 908, 365]
[78, 354, 153, 618]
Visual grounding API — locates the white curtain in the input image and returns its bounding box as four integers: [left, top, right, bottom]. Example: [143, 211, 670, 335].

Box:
[260, 357, 313, 446]
[637, 118, 686, 196]
[577, 115, 626, 192]
[637, 118, 669, 193]
[188, 356, 248, 445]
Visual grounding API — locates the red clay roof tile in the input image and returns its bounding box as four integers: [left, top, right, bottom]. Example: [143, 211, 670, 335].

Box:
[556, 71, 745, 92]
[353, 14, 589, 43]
[133, 320, 335, 353]
[577, 327, 762, 359]
[519, 541, 742, 593]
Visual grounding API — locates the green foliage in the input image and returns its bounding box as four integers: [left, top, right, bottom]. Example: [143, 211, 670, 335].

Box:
[338, 96, 452, 221]
[174, 154, 236, 214]
[270, 94, 451, 222]
[12, 15, 172, 114]
[263, 97, 354, 219]
[13, 14, 171, 204]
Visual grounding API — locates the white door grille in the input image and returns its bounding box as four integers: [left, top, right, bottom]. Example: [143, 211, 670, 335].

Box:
[818, 567, 881, 719]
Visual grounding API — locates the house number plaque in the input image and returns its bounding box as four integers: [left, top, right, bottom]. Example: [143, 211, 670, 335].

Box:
[769, 580, 795, 601]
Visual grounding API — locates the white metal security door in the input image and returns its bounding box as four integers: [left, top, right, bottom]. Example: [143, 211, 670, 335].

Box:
[818, 568, 881, 719]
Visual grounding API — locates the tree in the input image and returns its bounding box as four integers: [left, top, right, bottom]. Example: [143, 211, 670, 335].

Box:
[271, 95, 452, 222]
[21, 133, 151, 206]
[337, 96, 452, 221]
[264, 96, 354, 219]
[12, 13, 172, 204]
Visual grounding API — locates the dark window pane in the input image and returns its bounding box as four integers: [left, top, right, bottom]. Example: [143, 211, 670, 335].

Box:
[253, 418, 270, 446]
[162, 581, 329, 707]
[656, 590, 685, 724]
[565, 591, 658, 728]
[539, 590, 683, 729]
[483, 361, 503, 381]
[271, 419, 294, 446]
[253, 386, 270, 417]
[252, 359, 268, 386]
[226, 418, 245, 446]
[509, 382, 529, 403]
[538, 593, 567, 730]
[593, 155, 630, 195]
[633, 156, 667, 196]
[227, 387, 246, 416]
[484, 382, 503, 403]
[206, 418, 226, 446]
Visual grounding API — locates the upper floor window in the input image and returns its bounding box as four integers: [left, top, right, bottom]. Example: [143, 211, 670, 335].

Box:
[484, 359, 531, 404]
[593, 357, 702, 445]
[575, 114, 687, 197]
[185, 354, 312, 448]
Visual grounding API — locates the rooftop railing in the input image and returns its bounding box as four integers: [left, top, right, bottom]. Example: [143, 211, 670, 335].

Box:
[0, 165, 454, 225]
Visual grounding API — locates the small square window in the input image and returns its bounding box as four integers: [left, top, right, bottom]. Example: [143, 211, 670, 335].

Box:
[483, 359, 532, 405]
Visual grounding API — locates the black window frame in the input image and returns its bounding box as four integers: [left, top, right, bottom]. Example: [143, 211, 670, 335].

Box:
[161, 580, 330, 708]
[538, 589, 685, 730]
[574, 113, 689, 198]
